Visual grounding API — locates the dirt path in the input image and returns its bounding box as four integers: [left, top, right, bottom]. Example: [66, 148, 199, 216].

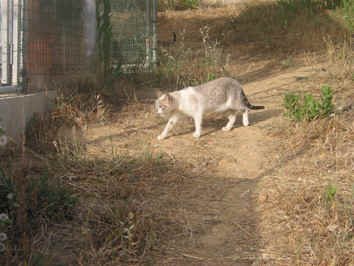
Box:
[148, 89, 273, 265]
[83, 57, 332, 264]
[82, 4, 342, 265]
[86, 105, 271, 265]
[84, 66, 312, 264]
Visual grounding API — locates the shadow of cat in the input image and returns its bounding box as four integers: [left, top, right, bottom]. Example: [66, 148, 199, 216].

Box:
[173, 108, 282, 138]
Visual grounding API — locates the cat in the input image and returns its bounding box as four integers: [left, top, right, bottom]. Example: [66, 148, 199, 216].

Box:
[155, 77, 264, 140]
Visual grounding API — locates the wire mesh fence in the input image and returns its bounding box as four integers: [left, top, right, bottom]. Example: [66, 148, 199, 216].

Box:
[0, 0, 157, 93]
[24, 0, 89, 92]
[110, 0, 157, 73]
[0, 0, 25, 89]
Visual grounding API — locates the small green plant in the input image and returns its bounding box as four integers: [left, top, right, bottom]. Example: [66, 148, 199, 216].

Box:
[0, 213, 10, 254]
[207, 73, 216, 81]
[325, 184, 337, 205]
[320, 85, 334, 116]
[284, 93, 302, 120]
[158, 0, 201, 11]
[0, 118, 7, 147]
[277, 0, 343, 13]
[343, 0, 354, 30]
[0, 170, 14, 255]
[26, 173, 78, 225]
[302, 93, 323, 120]
[277, 0, 313, 13]
[181, 0, 200, 9]
[280, 56, 294, 68]
[284, 85, 334, 121]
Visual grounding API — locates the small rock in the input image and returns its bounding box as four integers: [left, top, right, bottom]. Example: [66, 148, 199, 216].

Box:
[295, 76, 308, 81]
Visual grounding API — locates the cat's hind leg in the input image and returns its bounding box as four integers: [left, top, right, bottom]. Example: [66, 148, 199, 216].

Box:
[222, 113, 237, 131]
[242, 109, 249, 126]
[158, 114, 179, 140]
[192, 113, 203, 138]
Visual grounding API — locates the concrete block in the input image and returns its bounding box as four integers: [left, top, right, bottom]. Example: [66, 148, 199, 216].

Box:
[0, 91, 56, 142]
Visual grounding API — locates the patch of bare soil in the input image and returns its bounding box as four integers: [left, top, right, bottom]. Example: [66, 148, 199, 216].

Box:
[79, 3, 353, 266]
[84, 68, 320, 265]
[85, 105, 273, 265]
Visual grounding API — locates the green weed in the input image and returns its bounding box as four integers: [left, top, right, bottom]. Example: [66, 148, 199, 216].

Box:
[277, 0, 343, 12]
[280, 57, 294, 68]
[284, 86, 334, 121]
[207, 73, 216, 81]
[159, 0, 201, 11]
[0, 117, 7, 148]
[320, 85, 334, 116]
[343, 0, 354, 30]
[325, 183, 337, 205]
[181, 0, 200, 9]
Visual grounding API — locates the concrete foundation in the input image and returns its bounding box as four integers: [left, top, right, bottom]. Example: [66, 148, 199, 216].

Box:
[0, 91, 56, 142]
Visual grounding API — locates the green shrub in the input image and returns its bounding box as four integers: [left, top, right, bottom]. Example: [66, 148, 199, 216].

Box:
[0, 168, 77, 232]
[0, 170, 15, 214]
[343, 0, 354, 30]
[302, 93, 323, 121]
[181, 0, 200, 9]
[277, 0, 343, 12]
[325, 184, 337, 206]
[320, 85, 334, 116]
[284, 86, 334, 121]
[27, 173, 78, 225]
[159, 0, 201, 11]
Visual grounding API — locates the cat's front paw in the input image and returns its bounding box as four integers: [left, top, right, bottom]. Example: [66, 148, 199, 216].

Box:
[222, 126, 232, 131]
[193, 132, 201, 138]
[157, 135, 165, 140]
[242, 118, 249, 127]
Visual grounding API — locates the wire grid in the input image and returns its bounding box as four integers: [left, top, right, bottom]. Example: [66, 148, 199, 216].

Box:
[0, 0, 25, 88]
[25, 0, 88, 92]
[111, 0, 157, 73]
[1, 0, 157, 92]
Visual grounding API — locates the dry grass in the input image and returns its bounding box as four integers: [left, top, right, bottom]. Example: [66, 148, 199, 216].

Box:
[155, 1, 354, 264]
[1, 0, 353, 265]
[226, 0, 349, 55]
[257, 111, 353, 265]
[157, 25, 228, 90]
[62, 152, 191, 265]
[1, 118, 194, 265]
[25, 79, 110, 155]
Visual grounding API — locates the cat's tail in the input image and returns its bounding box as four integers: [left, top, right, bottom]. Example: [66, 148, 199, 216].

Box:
[241, 91, 265, 110]
[247, 103, 265, 110]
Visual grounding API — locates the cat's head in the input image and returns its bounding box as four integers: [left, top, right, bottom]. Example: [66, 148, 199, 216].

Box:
[155, 94, 176, 117]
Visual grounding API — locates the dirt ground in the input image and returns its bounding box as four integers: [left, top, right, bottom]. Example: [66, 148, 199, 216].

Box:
[81, 3, 352, 266]
[85, 91, 279, 265]
[85, 72, 322, 265]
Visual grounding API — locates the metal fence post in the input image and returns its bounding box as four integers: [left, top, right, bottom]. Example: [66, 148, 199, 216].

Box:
[1, 0, 9, 84]
[12, 0, 20, 86]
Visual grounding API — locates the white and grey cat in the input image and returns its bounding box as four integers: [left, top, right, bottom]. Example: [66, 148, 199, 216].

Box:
[155, 77, 264, 140]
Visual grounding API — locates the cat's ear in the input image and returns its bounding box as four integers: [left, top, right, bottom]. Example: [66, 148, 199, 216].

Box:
[156, 89, 163, 98]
